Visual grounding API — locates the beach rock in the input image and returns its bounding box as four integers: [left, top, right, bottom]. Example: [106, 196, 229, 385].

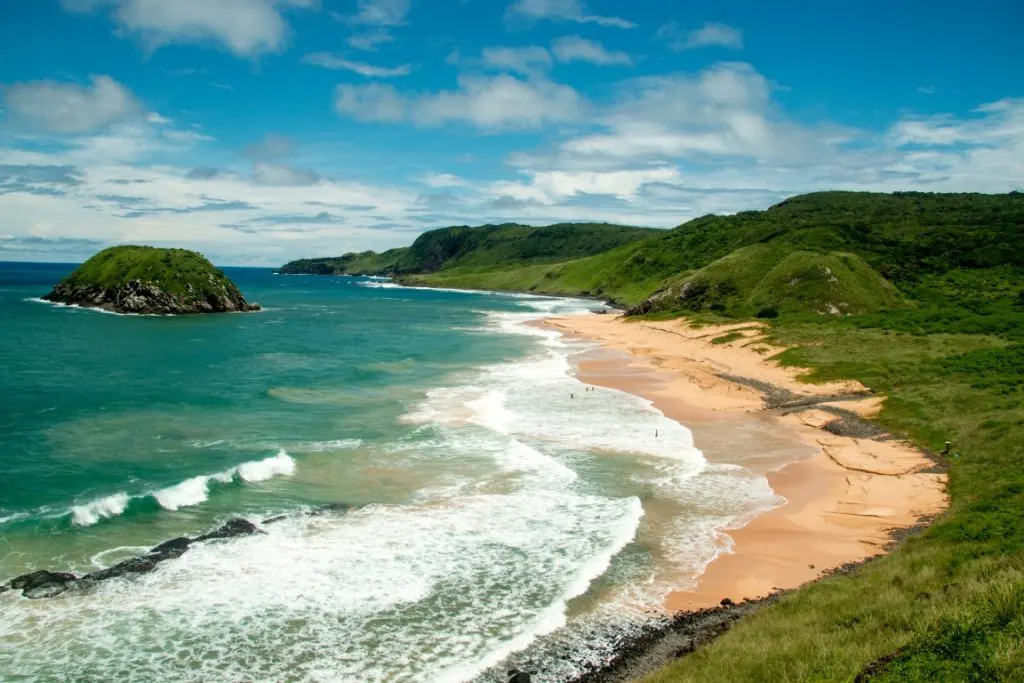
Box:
[195, 518, 261, 542]
[10, 570, 77, 591]
[507, 670, 532, 683]
[86, 557, 158, 583]
[720, 598, 735, 607]
[11, 570, 80, 599]
[0, 585, 9, 595]
[148, 536, 193, 560]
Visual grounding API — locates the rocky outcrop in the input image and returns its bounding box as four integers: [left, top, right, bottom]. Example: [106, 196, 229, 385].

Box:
[41, 246, 261, 315]
[43, 277, 261, 315]
[2, 517, 260, 599]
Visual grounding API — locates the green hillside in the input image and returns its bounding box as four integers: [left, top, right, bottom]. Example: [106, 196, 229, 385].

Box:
[277, 248, 407, 276]
[405, 191, 1024, 317]
[277, 222, 659, 276]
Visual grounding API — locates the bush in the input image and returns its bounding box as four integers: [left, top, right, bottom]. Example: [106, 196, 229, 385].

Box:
[756, 305, 779, 319]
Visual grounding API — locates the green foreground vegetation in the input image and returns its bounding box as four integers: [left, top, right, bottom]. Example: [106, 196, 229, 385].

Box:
[285, 191, 1024, 681]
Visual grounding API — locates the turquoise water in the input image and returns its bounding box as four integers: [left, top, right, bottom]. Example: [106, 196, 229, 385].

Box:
[0, 263, 782, 682]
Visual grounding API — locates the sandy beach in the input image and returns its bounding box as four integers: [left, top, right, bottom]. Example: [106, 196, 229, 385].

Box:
[543, 313, 948, 612]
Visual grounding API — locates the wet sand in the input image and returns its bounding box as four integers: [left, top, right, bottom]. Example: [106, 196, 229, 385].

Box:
[542, 314, 948, 611]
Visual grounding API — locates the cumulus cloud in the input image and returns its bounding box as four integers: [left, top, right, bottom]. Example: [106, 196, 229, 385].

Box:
[347, 30, 394, 51]
[302, 53, 413, 77]
[552, 36, 632, 65]
[657, 22, 744, 51]
[417, 75, 584, 129]
[480, 46, 553, 75]
[334, 83, 408, 122]
[243, 133, 296, 160]
[334, 75, 585, 130]
[252, 162, 321, 186]
[3, 76, 142, 134]
[347, 0, 410, 25]
[60, 0, 318, 57]
[506, 0, 634, 29]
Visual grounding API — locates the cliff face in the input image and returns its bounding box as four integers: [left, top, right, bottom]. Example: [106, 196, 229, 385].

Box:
[43, 246, 261, 315]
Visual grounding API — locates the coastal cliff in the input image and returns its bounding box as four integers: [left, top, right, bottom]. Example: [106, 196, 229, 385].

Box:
[43, 246, 261, 315]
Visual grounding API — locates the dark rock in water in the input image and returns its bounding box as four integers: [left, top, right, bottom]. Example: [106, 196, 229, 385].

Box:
[86, 557, 158, 583]
[508, 670, 532, 683]
[11, 570, 78, 591]
[261, 514, 290, 525]
[148, 536, 193, 560]
[263, 503, 355, 525]
[0, 584, 9, 594]
[11, 570, 79, 599]
[195, 518, 261, 542]
[312, 502, 355, 516]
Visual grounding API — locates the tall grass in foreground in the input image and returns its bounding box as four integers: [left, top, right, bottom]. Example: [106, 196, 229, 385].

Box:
[645, 323, 1024, 682]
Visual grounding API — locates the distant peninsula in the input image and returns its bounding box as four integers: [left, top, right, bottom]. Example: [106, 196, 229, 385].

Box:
[43, 246, 261, 315]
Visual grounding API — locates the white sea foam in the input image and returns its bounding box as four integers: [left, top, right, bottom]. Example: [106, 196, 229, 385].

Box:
[152, 475, 213, 511]
[296, 438, 363, 452]
[70, 493, 131, 526]
[67, 451, 298, 525]
[0, 511, 30, 526]
[26, 297, 169, 317]
[358, 281, 401, 289]
[0, 489, 642, 682]
[237, 450, 296, 482]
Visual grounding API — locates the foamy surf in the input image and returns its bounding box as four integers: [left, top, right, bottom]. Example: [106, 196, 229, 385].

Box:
[0, 490, 644, 683]
[66, 451, 298, 526]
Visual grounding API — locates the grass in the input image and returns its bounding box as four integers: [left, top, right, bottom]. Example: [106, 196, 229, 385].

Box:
[61, 245, 239, 300]
[643, 320, 1024, 682]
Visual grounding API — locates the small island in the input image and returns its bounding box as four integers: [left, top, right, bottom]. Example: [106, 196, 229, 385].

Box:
[43, 246, 261, 315]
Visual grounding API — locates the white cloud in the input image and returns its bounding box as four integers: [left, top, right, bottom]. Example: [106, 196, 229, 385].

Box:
[3, 76, 142, 134]
[302, 53, 413, 77]
[350, 0, 409, 25]
[480, 46, 553, 75]
[244, 133, 296, 159]
[415, 75, 585, 130]
[252, 161, 320, 186]
[506, 0, 635, 29]
[347, 30, 394, 51]
[60, 0, 318, 57]
[419, 173, 467, 188]
[333, 75, 585, 130]
[552, 36, 632, 65]
[657, 22, 743, 51]
[333, 83, 407, 122]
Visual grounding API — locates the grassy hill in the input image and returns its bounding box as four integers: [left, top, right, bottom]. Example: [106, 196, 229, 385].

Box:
[277, 222, 660, 276]
[406, 191, 1024, 315]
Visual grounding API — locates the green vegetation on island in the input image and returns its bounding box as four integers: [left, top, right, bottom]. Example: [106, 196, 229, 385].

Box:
[44, 246, 260, 315]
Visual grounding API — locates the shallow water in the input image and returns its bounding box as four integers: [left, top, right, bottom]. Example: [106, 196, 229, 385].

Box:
[0, 263, 782, 682]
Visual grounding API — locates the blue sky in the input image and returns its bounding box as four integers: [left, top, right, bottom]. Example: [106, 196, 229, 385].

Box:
[0, 0, 1021, 265]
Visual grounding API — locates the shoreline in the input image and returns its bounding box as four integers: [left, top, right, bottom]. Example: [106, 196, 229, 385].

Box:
[541, 313, 948, 678]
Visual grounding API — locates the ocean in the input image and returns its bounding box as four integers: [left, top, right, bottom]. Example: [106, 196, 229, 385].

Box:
[0, 262, 781, 682]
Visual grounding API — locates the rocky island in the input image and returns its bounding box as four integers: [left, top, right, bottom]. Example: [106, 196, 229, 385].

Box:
[43, 246, 261, 315]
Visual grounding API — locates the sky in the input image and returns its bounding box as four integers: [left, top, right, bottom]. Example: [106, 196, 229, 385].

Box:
[0, 0, 1022, 266]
